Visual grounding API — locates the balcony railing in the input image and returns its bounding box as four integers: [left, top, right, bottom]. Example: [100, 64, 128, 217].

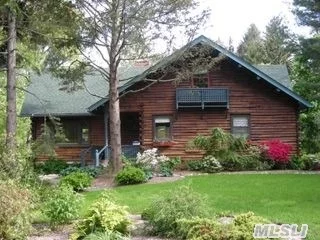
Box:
[176, 88, 229, 109]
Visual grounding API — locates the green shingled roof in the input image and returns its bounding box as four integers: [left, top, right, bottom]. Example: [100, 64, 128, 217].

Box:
[254, 64, 292, 89]
[20, 65, 149, 116]
[21, 35, 311, 117]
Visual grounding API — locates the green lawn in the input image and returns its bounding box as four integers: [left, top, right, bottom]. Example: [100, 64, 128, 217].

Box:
[83, 174, 320, 239]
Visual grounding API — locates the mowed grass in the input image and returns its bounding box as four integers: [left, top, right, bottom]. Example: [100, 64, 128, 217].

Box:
[83, 174, 320, 239]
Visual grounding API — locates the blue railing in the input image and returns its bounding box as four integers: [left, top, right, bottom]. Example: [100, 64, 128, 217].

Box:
[176, 88, 229, 109]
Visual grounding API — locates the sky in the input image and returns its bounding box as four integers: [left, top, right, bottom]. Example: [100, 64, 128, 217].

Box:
[196, 0, 311, 48]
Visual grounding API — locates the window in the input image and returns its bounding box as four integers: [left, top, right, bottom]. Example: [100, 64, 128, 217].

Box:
[59, 121, 89, 144]
[154, 116, 172, 141]
[231, 115, 250, 138]
[193, 74, 208, 88]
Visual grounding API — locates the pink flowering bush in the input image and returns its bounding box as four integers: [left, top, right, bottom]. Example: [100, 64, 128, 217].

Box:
[261, 139, 292, 164]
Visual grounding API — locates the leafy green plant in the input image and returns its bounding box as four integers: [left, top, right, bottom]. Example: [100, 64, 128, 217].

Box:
[142, 185, 208, 237]
[187, 160, 203, 171]
[177, 212, 270, 240]
[115, 166, 146, 185]
[159, 157, 181, 176]
[60, 166, 101, 177]
[83, 230, 129, 240]
[42, 185, 82, 227]
[60, 171, 93, 191]
[300, 153, 320, 170]
[201, 155, 222, 173]
[0, 180, 32, 240]
[72, 191, 131, 239]
[177, 217, 230, 240]
[36, 157, 68, 174]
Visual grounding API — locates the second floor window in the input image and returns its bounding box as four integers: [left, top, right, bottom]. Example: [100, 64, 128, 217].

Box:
[193, 73, 209, 88]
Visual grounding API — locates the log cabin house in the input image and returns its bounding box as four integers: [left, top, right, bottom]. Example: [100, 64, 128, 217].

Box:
[21, 35, 311, 165]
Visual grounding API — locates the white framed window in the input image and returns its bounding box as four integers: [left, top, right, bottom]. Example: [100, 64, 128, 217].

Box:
[231, 115, 250, 138]
[153, 116, 172, 141]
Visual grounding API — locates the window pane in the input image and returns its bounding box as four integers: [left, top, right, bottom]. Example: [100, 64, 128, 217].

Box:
[64, 124, 78, 143]
[193, 74, 208, 88]
[154, 117, 171, 141]
[81, 128, 89, 143]
[231, 115, 249, 138]
[233, 117, 248, 127]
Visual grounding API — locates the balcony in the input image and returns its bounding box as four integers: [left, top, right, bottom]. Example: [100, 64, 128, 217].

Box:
[176, 88, 229, 109]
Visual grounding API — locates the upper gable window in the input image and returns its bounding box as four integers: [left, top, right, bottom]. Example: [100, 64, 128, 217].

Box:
[193, 74, 208, 88]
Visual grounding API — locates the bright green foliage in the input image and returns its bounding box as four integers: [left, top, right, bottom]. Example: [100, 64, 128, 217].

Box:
[231, 212, 270, 240]
[35, 157, 68, 174]
[142, 185, 208, 237]
[177, 217, 232, 240]
[115, 166, 146, 185]
[177, 212, 270, 240]
[72, 191, 131, 239]
[42, 185, 81, 227]
[83, 231, 129, 240]
[60, 171, 93, 191]
[0, 180, 32, 240]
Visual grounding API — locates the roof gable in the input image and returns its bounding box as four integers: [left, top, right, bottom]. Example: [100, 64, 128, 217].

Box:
[21, 35, 311, 117]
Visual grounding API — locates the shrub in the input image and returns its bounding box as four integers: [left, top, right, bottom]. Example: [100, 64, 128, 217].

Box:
[261, 139, 293, 164]
[177, 212, 269, 240]
[218, 152, 244, 171]
[142, 185, 208, 237]
[187, 160, 203, 171]
[0, 180, 32, 240]
[42, 185, 81, 226]
[115, 166, 146, 185]
[136, 148, 170, 175]
[159, 157, 181, 176]
[60, 171, 93, 191]
[231, 212, 269, 240]
[83, 230, 129, 240]
[177, 217, 231, 240]
[60, 166, 101, 177]
[300, 153, 320, 170]
[36, 157, 68, 174]
[201, 155, 222, 173]
[72, 191, 131, 239]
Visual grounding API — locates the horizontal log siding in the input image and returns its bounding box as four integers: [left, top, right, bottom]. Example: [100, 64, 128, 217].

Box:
[120, 61, 299, 161]
[32, 116, 105, 162]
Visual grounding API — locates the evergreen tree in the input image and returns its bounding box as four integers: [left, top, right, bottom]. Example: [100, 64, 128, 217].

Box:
[237, 24, 264, 64]
[263, 16, 295, 64]
[292, 0, 320, 153]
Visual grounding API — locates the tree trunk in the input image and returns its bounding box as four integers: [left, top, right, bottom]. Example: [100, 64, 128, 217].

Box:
[6, 8, 17, 152]
[108, 63, 122, 174]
